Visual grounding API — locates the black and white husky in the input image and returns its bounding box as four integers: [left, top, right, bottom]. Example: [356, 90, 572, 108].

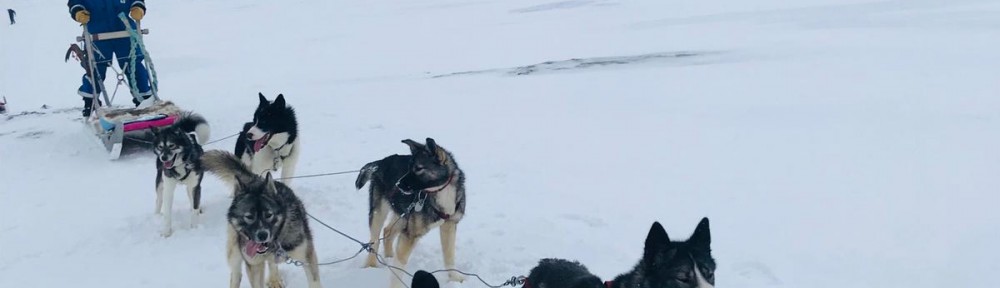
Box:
[355, 138, 467, 285]
[151, 112, 211, 237]
[235, 93, 300, 184]
[523, 218, 715, 288]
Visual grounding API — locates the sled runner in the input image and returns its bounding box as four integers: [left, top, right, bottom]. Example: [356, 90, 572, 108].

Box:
[75, 13, 174, 160]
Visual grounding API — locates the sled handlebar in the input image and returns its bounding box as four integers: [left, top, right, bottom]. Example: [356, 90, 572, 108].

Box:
[77, 29, 148, 42]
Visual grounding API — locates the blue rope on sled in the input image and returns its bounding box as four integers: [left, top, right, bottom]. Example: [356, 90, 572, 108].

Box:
[118, 13, 159, 101]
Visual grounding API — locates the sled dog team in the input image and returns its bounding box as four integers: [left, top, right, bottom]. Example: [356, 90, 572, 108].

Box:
[151, 93, 715, 288]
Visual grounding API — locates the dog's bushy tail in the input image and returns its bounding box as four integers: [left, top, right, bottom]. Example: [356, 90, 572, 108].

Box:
[355, 161, 379, 190]
[202, 150, 256, 185]
[174, 112, 211, 145]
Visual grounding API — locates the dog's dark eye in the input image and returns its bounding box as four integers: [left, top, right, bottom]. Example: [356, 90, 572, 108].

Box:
[243, 214, 254, 222]
[264, 211, 274, 219]
[676, 271, 693, 283]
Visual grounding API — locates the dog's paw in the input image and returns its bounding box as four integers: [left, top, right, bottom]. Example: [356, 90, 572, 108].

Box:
[448, 271, 465, 283]
[190, 212, 200, 228]
[267, 277, 284, 288]
[160, 228, 173, 238]
[363, 256, 378, 268]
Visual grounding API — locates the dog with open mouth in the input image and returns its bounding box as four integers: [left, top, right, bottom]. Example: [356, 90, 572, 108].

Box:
[202, 150, 321, 288]
[151, 112, 210, 237]
[235, 93, 300, 185]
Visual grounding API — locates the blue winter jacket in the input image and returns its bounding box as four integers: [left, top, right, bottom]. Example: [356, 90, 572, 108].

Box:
[68, 0, 145, 34]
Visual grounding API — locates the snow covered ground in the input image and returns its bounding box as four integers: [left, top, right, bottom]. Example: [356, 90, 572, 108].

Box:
[2, 0, 999, 287]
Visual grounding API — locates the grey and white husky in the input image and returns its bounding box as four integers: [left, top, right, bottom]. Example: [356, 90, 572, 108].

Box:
[523, 218, 715, 288]
[201, 150, 322, 288]
[355, 138, 467, 284]
[151, 112, 210, 237]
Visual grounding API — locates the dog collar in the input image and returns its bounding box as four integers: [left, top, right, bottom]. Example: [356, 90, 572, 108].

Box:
[423, 173, 455, 194]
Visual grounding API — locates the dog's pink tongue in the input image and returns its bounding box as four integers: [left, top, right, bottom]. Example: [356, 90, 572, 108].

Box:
[163, 161, 173, 169]
[252, 135, 269, 152]
[245, 241, 261, 257]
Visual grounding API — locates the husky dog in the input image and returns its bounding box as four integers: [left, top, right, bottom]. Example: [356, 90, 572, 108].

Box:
[355, 138, 467, 284]
[523, 218, 715, 288]
[411, 270, 440, 288]
[201, 150, 322, 288]
[151, 112, 211, 237]
[0, 96, 6, 114]
[235, 93, 300, 184]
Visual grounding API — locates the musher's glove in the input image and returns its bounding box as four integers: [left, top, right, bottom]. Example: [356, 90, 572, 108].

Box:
[130, 7, 145, 21]
[74, 10, 90, 24]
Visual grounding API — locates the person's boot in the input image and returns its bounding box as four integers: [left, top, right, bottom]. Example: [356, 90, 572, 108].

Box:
[132, 94, 152, 107]
[82, 97, 94, 117]
[81, 97, 101, 117]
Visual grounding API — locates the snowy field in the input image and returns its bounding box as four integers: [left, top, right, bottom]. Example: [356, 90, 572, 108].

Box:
[2, 0, 999, 287]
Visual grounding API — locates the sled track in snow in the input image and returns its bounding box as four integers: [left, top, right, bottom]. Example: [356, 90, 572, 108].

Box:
[432, 50, 726, 78]
[510, 0, 603, 13]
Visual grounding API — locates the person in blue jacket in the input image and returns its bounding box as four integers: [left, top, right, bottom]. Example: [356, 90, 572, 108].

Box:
[69, 0, 151, 117]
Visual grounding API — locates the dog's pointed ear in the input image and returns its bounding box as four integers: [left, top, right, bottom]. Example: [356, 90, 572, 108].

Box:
[274, 94, 286, 107]
[235, 179, 249, 196]
[644, 221, 672, 261]
[402, 139, 424, 155]
[264, 172, 278, 195]
[258, 93, 268, 105]
[425, 138, 447, 164]
[687, 217, 711, 251]
[425, 138, 438, 153]
[233, 173, 256, 192]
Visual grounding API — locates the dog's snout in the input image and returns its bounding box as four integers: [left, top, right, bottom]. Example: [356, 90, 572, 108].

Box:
[254, 230, 270, 242]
